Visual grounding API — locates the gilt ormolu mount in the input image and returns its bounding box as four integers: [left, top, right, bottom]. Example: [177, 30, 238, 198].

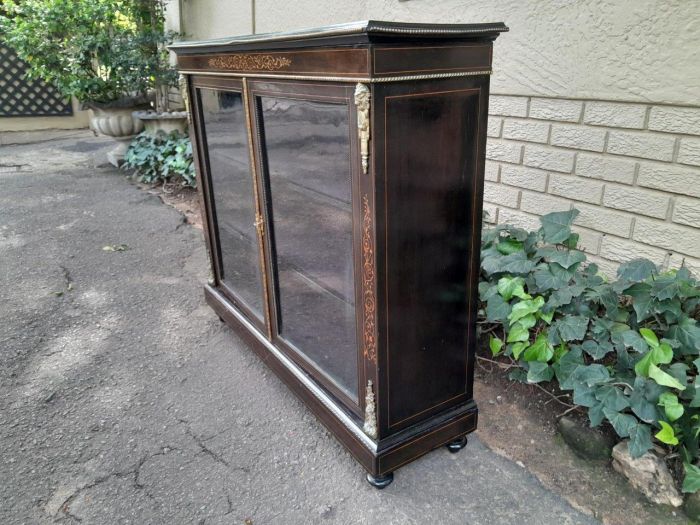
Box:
[171, 20, 508, 488]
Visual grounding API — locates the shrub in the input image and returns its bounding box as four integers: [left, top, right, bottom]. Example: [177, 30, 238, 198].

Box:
[123, 131, 196, 188]
[479, 209, 700, 490]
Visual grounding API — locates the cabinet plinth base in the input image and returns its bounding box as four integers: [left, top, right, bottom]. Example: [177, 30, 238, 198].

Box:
[446, 435, 468, 453]
[204, 284, 478, 481]
[366, 472, 394, 489]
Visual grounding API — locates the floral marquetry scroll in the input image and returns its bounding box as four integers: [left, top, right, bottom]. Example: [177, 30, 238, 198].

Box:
[362, 195, 377, 364]
[208, 54, 292, 71]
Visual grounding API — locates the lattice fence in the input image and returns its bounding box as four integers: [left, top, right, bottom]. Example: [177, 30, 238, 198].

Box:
[0, 43, 72, 117]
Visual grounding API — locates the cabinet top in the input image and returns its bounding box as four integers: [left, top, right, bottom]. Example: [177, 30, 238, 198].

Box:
[170, 20, 508, 54]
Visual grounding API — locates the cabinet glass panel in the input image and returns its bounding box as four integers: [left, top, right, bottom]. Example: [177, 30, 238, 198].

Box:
[259, 96, 358, 401]
[198, 88, 264, 320]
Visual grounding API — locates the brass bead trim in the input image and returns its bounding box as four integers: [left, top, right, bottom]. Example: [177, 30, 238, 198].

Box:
[178, 69, 492, 83]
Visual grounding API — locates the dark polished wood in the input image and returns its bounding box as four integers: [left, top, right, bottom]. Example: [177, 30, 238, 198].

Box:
[174, 20, 506, 484]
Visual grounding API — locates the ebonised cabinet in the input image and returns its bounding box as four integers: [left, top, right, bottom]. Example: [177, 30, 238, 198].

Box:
[171, 20, 508, 488]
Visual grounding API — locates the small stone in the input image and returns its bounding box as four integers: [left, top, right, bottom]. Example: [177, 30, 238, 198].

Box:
[612, 440, 683, 507]
[558, 416, 616, 460]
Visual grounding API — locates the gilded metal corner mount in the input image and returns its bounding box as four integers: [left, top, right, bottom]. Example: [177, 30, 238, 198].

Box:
[363, 380, 378, 439]
[354, 83, 370, 175]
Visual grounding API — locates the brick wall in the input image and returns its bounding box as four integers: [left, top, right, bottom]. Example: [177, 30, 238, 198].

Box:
[484, 95, 700, 277]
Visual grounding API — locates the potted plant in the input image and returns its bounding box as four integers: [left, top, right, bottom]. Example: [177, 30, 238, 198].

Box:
[0, 0, 179, 165]
[130, 0, 188, 136]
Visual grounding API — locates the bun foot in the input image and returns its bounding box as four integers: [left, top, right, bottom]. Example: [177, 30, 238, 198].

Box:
[446, 435, 468, 453]
[366, 472, 393, 489]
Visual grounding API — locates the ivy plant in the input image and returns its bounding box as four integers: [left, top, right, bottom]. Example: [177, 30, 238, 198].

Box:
[479, 209, 700, 489]
[123, 131, 195, 187]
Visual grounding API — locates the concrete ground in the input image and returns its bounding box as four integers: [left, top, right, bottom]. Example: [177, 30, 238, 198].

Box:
[0, 131, 599, 525]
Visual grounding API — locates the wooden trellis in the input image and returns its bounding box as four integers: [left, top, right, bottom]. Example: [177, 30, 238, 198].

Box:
[0, 43, 72, 117]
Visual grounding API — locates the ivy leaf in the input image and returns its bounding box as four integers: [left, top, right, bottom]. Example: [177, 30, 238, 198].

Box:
[683, 463, 700, 493]
[628, 423, 653, 458]
[553, 346, 584, 390]
[497, 238, 524, 255]
[573, 382, 597, 407]
[624, 283, 654, 321]
[540, 209, 579, 244]
[648, 363, 686, 390]
[655, 421, 679, 445]
[603, 408, 638, 438]
[630, 376, 663, 422]
[486, 294, 511, 322]
[523, 334, 554, 363]
[582, 340, 614, 360]
[596, 385, 631, 412]
[507, 323, 530, 343]
[634, 343, 674, 377]
[536, 247, 587, 269]
[588, 401, 605, 427]
[508, 296, 545, 324]
[511, 341, 529, 360]
[572, 364, 610, 386]
[658, 392, 684, 422]
[621, 330, 649, 353]
[527, 362, 554, 383]
[499, 252, 537, 275]
[639, 328, 659, 347]
[553, 315, 589, 342]
[667, 315, 700, 355]
[652, 273, 686, 301]
[617, 259, 658, 283]
[489, 336, 504, 356]
[534, 266, 570, 290]
[553, 342, 568, 363]
[497, 276, 530, 301]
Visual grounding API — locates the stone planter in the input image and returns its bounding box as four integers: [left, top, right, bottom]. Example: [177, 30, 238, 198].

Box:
[133, 110, 188, 136]
[91, 107, 145, 167]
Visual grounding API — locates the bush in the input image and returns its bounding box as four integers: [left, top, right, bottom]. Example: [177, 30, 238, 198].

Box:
[479, 209, 700, 491]
[123, 131, 196, 188]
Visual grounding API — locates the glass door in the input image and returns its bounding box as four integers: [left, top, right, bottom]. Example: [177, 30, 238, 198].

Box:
[254, 90, 359, 405]
[196, 87, 266, 325]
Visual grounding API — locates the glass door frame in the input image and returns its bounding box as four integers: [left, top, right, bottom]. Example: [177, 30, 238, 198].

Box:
[190, 75, 272, 337]
[247, 79, 365, 416]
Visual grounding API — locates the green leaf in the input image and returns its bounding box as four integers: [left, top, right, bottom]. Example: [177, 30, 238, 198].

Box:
[655, 421, 679, 445]
[572, 364, 610, 386]
[658, 392, 684, 422]
[667, 315, 700, 355]
[624, 283, 654, 321]
[497, 276, 530, 301]
[486, 294, 511, 322]
[648, 363, 686, 390]
[588, 402, 605, 427]
[553, 342, 568, 363]
[639, 328, 659, 347]
[683, 463, 700, 493]
[533, 267, 570, 290]
[553, 315, 589, 342]
[596, 385, 630, 412]
[507, 323, 530, 343]
[523, 334, 554, 363]
[621, 330, 649, 353]
[508, 296, 545, 324]
[634, 343, 674, 377]
[527, 362, 554, 383]
[536, 247, 587, 269]
[540, 310, 554, 324]
[628, 423, 653, 458]
[511, 342, 529, 360]
[581, 340, 614, 360]
[617, 259, 657, 283]
[603, 408, 638, 438]
[652, 273, 685, 301]
[497, 238, 524, 255]
[540, 209, 579, 244]
[489, 337, 504, 357]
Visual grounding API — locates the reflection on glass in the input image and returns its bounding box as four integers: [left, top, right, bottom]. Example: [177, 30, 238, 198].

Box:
[261, 96, 358, 401]
[199, 88, 264, 319]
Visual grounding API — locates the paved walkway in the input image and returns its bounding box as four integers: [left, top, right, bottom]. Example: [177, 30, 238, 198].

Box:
[0, 131, 599, 524]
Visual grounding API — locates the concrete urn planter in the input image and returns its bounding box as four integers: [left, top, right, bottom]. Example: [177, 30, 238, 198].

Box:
[133, 110, 188, 136]
[91, 107, 145, 167]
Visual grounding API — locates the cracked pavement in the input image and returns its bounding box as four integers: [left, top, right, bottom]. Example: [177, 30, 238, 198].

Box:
[0, 131, 599, 524]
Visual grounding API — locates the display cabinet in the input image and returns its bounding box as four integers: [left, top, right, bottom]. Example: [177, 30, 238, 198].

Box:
[171, 20, 508, 488]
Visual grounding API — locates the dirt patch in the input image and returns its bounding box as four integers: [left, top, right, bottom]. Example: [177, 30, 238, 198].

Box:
[136, 181, 203, 230]
[474, 349, 690, 525]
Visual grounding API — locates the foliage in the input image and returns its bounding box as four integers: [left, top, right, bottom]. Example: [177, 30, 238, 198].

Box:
[0, 0, 178, 106]
[479, 209, 700, 489]
[123, 131, 195, 187]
